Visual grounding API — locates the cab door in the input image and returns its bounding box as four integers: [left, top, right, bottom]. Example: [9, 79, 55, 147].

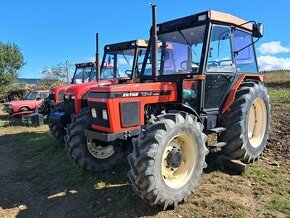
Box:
[203, 25, 236, 111]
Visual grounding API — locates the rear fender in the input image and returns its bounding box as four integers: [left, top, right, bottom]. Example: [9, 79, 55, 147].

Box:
[221, 74, 263, 114]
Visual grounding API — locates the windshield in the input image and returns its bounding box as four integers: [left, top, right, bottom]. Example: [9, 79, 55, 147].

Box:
[100, 48, 136, 79]
[25, 92, 37, 100]
[72, 66, 94, 84]
[144, 25, 206, 76]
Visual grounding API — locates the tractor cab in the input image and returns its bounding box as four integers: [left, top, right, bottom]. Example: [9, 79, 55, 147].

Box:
[100, 40, 148, 80]
[141, 10, 264, 129]
[71, 62, 97, 84]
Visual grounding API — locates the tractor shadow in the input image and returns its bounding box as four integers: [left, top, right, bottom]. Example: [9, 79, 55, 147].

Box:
[204, 151, 245, 175]
[0, 131, 161, 218]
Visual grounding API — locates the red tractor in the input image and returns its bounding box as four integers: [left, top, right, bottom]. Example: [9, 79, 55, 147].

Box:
[40, 62, 97, 117]
[48, 40, 149, 143]
[67, 7, 269, 209]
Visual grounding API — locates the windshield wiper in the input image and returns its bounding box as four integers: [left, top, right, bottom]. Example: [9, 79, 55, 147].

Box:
[175, 27, 196, 55]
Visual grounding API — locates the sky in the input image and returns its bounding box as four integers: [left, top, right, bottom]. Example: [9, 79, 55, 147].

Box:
[1, 0, 290, 78]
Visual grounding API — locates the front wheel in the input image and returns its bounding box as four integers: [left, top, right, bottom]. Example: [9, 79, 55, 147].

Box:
[67, 108, 124, 172]
[127, 112, 208, 210]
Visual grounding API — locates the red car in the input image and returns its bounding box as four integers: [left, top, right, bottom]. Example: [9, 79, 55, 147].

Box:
[3, 90, 49, 116]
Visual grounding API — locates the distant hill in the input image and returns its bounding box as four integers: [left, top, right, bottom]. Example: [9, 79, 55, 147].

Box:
[16, 78, 42, 85]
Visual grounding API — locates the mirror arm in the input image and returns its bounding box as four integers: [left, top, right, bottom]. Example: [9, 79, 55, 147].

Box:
[234, 37, 260, 56]
[232, 20, 256, 31]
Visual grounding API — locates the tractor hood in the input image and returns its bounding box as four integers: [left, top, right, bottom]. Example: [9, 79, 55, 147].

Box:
[89, 81, 176, 93]
[64, 79, 118, 97]
[50, 84, 71, 93]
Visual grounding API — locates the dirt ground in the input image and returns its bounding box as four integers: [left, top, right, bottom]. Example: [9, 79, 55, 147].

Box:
[0, 84, 289, 218]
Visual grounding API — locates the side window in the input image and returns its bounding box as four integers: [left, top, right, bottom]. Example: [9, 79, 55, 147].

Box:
[40, 93, 49, 99]
[207, 25, 235, 73]
[143, 49, 162, 76]
[233, 30, 258, 72]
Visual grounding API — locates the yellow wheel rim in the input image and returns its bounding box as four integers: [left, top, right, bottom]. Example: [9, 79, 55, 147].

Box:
[161, 134, 197, 189]
[87, 137, 115, 159]
[247, 98, 267, 148]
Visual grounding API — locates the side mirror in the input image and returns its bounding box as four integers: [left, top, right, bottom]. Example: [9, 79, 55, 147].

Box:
[36, 97, 41, 101]
[253, 23, 264, 38]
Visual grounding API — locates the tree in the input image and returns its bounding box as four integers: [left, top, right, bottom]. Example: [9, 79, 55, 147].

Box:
[0, 42, 25, 94]
[37, 63, 68, 89]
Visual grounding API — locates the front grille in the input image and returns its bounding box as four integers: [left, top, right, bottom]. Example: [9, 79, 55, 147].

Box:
[64, 98, 75, 114]
[88, 101, 110, 128]
[120, 101, 140, 127]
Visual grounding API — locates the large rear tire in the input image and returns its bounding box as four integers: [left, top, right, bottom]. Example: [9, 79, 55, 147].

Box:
[67, 108, 124, 172]
[220, 81, 270, 162]
[127, 112, 208, 210]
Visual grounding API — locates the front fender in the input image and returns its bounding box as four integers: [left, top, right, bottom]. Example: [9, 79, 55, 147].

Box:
[164, 103, 202, 122]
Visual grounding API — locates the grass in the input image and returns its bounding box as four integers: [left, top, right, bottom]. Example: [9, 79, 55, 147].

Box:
[266, 195, 290, 215]
[264, 70, 290, 83]
[268, 89, 290, 101]
[0, 73, 290, 217]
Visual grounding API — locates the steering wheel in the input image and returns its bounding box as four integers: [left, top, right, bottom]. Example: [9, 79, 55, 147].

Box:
[125, 70, 132, 77]
[180, 61, 199, 71]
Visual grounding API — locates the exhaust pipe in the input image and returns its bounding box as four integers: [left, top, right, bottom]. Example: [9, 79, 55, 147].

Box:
[150, 4, 158, 81]
[96, 33, 100, 81]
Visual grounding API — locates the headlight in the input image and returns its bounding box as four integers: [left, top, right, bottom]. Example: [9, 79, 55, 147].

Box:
[102, 109, 108, 120]
[71, 95, 76, 100]
[64, 94, 70, 99]
[91, 108, 97, 118]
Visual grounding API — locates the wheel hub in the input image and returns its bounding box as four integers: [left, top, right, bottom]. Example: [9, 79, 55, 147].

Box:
[161, 135, 198, 189]
[87, 137, 115, 159]
[167, 148, 182, 168]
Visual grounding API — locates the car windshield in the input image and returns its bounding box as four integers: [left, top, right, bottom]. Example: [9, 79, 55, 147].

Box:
[100, 48, 136, 79]
[158, 25, 206, 75]
[25, 92, 37, 100]
[72, 66, 94, 84]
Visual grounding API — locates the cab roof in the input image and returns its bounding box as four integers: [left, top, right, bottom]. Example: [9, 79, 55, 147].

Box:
[105, 40, 148, 52]
[157, 10, 253, 34]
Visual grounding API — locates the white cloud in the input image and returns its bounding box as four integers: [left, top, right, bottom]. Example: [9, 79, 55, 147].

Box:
[258, 55, 290, 71]
[258, 41, 290, 55]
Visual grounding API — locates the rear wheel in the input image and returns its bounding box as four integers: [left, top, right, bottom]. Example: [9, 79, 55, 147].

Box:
[67, 108, 124, 172]
[220, 81, 270, 162]
[127, 112, 208, 210]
